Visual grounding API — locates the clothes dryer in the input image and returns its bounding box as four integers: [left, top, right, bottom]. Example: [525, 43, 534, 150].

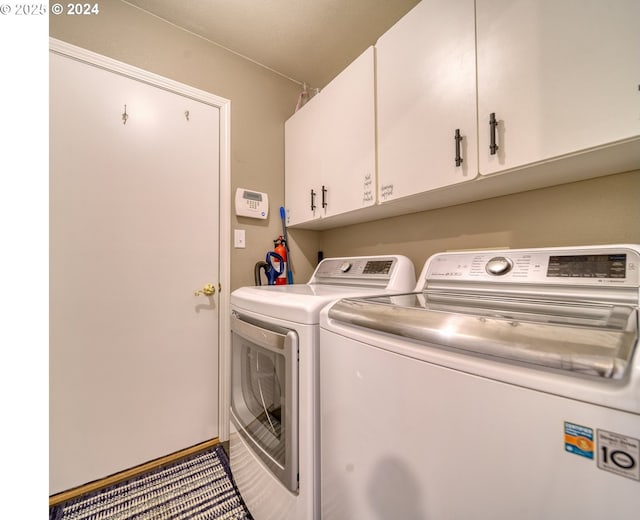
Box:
[229, 255, 416, 520]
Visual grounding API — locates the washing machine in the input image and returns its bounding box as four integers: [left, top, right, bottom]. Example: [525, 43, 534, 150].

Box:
[320, 244, 640, 519]
[229, 255, 416, 520]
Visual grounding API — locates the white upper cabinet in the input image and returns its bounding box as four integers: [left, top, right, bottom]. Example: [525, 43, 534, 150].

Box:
[476, 0, 640, 176]
[321, 46, 376, 218]
[285, 0, 639, 230]
[285, 91, 322, 227]
[376, 0, 478, 203]
[285, 47, 376, 227]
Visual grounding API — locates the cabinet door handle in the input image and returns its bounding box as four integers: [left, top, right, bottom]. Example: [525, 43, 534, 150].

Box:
[454, 129, 463, 167]
[310, 189, 316, 211]
[322, 185, 328, 209]
[489, 113, 499, 155]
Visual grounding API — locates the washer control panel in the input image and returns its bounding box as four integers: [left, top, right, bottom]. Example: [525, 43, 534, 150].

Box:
[546, 254, 627, 279]
[423, 246, 639, 287]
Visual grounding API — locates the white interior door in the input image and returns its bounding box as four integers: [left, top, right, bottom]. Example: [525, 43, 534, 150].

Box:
[50, 48, 224, 494]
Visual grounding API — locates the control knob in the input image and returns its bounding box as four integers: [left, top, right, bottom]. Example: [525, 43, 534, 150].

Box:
[339, 261, 352, 273]
[485, 256, 513, 276]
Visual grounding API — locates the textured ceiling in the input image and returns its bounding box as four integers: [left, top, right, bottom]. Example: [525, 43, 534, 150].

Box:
[124, 0, 420, 88]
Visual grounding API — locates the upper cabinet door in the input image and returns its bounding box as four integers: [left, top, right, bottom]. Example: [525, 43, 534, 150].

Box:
[285, 93, 323, 227]
[285, 46, 376, 226]
[477, 0, 640, 176]
[320, 46, 376, 218]
[376, 0, 478, 204]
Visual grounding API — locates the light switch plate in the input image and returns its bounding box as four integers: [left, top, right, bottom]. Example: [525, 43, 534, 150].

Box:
[234, 229, 246, 248]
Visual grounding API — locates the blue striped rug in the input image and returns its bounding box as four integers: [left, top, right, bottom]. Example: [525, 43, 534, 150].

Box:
[50, 445, 253, 520]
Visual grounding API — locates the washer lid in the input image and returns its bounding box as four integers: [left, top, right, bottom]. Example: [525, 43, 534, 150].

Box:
[328, 292, 638, 380]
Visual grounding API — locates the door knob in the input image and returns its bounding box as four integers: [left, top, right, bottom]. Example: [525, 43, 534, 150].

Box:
[194, 283, 216, 297]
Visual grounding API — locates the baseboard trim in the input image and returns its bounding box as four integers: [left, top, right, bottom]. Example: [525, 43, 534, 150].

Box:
[49, 438, 220, 507]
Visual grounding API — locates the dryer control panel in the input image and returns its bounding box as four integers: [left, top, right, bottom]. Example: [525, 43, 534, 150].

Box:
[310, 255, 416, 290]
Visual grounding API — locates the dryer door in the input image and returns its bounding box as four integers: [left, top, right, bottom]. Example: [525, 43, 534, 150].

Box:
[230, 312, 299, 493]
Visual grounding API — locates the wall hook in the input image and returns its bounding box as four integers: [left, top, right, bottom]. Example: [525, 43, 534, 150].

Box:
[185, 110, 190, 121]
[122, 104, 128, 125]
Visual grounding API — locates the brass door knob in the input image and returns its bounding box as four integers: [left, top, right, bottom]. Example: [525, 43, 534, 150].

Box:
[194, 283, 216, 297]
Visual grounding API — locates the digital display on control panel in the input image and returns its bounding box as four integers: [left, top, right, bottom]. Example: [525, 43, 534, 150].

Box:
[547, 254, 626, 278]
[363, 260, 393, 275]
[243, 190, 262, 201]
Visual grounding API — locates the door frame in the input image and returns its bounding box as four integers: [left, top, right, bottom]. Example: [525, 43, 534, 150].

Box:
[49, 38, 232, 441]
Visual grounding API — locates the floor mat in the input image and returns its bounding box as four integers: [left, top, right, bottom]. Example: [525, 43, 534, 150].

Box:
[50, 445, 253, 519]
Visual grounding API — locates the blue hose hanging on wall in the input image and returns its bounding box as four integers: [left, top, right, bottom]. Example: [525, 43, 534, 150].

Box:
[280, 206, 294, 284]
[265, 251, 285, 285]
[254, 252, 285, 285]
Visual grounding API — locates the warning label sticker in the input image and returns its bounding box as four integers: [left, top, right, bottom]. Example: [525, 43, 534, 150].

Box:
[597, 429, 640, 481]
[564, 422, 594, 460]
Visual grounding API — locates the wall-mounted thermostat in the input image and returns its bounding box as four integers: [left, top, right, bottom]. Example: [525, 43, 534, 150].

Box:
[235, 188, 269, 219]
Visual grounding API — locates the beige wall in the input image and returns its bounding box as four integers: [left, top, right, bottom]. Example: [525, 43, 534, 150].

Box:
[50, 0, 320, 290]
[319, 170, 640, 276]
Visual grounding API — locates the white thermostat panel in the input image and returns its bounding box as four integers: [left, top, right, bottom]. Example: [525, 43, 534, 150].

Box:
[235, 188, 268, 219]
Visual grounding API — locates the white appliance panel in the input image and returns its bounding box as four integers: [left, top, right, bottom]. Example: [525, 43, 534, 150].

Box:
[320, 328, 640, 519]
